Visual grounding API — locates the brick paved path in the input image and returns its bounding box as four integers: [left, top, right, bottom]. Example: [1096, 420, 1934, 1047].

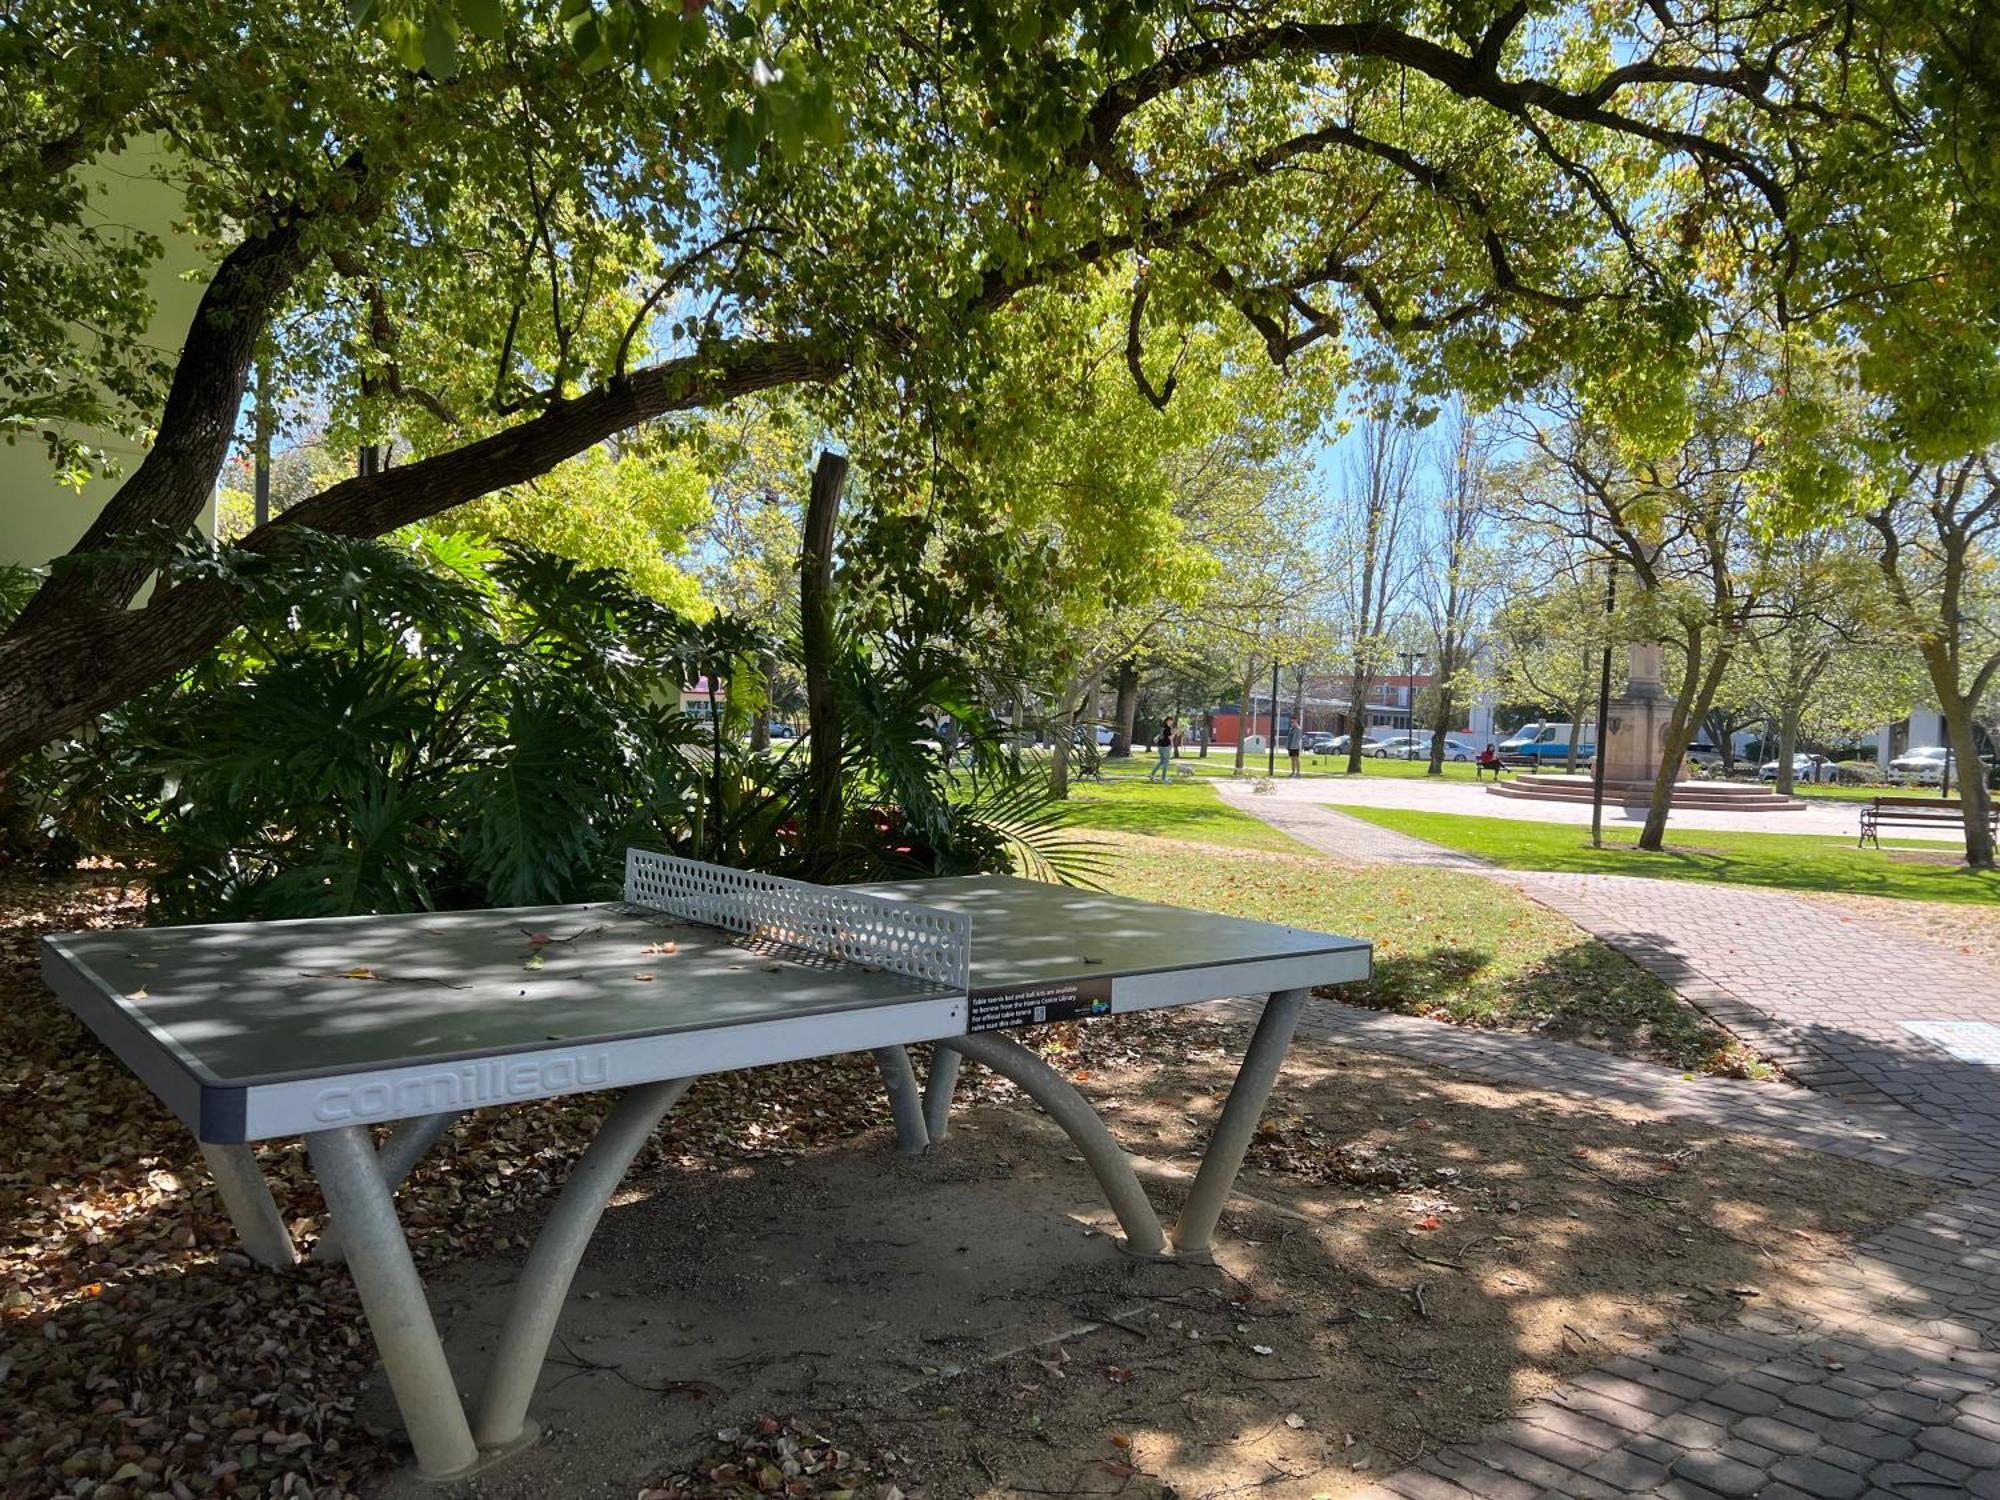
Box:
[1220, 786, 2000, 1152]
[1209, 786, 2000, 1498]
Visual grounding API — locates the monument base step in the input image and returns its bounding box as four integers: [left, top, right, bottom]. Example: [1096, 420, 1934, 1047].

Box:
[1486, 773, 1806, 812]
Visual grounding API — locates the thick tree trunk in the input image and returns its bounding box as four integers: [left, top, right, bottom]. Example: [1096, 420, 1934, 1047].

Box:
[1919, 650, 1998, 869]
[1428, 686, 1456, 776]
[1775, 705, 1800, 797]
[800, 451, 847, 864]
[1637, 637, 1732, 852]
[0, 336, 836, 766]
[1200, 709, 1212, 757]
[1344, 666, 1370, 773]
[1234, 654, 1258, 775]
[1109, 659, 1139, 758]
[12, 217, 321, 631]
[1564, 714, 1583, 773]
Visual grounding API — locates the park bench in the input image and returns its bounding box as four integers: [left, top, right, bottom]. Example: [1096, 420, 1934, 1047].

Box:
[1858, 795, 1997, 848]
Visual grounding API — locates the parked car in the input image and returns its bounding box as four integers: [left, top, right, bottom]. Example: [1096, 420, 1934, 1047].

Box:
[1361, 733, 1418, 758]
[1684, 740, 1724, 768]
[1303, 732, 1340, 754]
[1887, 746, 1995, 785]
[1498, 721, 1596, 765]
[767, 722, 797, 740]
[1369, 732, 1479, 761]
[1759, 753, 1828, 783]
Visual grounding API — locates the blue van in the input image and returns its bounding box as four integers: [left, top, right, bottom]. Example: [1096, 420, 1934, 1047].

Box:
[1498, 721, 1596, 765]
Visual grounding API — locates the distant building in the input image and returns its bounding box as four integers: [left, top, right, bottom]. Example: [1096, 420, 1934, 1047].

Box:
[1205, 672, 1496, 748]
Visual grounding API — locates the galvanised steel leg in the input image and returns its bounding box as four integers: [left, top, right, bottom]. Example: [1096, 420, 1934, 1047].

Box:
[871, 1046, 930, 1154]
[472, 1079, 691, 1451]
[313, 1110, 464, 1265]
[937, 1034, 1166, 1257]
[306, 1126, 479, 1479]
[1171, 987, 1311, 1257]
[922, 1047, 962, 1142]
[198, 1142, 297, 1270]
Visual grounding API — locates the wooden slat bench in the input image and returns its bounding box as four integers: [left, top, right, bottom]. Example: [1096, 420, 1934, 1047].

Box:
[1858, 795, 1997, 848]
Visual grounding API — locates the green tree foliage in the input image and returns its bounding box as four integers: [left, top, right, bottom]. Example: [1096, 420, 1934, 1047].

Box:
[445, 442, 710, 611]
[8, 0, 1999, 762]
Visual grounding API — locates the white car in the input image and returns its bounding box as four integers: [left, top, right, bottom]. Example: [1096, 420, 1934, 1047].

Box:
[1367, 732, 1475, 761]
[1889, 746, 1951, 784]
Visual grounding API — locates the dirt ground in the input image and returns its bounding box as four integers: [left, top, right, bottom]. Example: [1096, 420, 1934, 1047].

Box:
[1, 870, 1941, 1500]
[369, 1010, 1938, 1500]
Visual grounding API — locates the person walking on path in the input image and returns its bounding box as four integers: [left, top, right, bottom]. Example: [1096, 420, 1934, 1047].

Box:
[1148, 717, 1176, 782]
[1285, 720, 1303, 778]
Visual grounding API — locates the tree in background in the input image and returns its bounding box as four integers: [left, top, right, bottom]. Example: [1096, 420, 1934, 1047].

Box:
[1862, 454, 2000, 867]
[1416, 402, 1498, 774]
[1736, 529, 1912, 795]
[1486, 556, 1629, 771]
[1498, 345, 1772, 848]
[1331, 403, 1418, 773]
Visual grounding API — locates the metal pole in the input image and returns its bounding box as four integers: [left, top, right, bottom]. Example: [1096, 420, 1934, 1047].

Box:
[313, 1111, 464, 1265]
[1590, 561, 1617, 848]
[935, 1033, 1167, 1257]
[870, 1046, 930, 1154]
[1266, 655, 1279, 777]
[199, 1142, 297, 1270]
[1173, 988, 1310, 1256]
[473, 1079, 691, 1450]
[922, 1048, 963, 1141]
[307, 1127, 479, 1478]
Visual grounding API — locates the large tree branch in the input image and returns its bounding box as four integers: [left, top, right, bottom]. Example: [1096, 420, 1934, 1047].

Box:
[0, 336, 840, 763]
[10, 186, 340, 631]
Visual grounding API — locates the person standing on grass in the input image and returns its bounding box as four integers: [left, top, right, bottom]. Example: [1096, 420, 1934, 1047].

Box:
[1285, 720, 1303, 778]
[1148, 717, 1176, 782]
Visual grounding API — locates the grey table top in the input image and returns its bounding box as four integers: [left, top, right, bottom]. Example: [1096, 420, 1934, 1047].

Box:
[851, 875, 1365, 995]
[45, 875, 1366, 1089]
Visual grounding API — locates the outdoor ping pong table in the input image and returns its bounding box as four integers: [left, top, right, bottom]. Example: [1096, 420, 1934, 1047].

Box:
[42, 851, 1371, 1480]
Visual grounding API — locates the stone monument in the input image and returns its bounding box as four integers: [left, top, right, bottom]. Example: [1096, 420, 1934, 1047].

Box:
[1598, 641, 1675, 785]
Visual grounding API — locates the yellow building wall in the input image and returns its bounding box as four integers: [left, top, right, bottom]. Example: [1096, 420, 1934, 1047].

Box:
[1, 138, 214, 572]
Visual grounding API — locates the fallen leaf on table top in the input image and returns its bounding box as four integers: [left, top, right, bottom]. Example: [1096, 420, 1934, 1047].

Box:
[340, 967, 379, 981]
[523, 953, 546, 971]
[126, 987, 148, 1000]
[643, 941, 680, 955]
[634, 973, 656, 982]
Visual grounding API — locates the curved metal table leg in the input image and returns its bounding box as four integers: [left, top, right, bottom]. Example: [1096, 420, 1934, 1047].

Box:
[870, 1046, 930, 1154]
[314, 1110, 464, 1265]
[307, 1126, 480, 1479]
[199, 1142, 298, 1270]
[472, 1078, 691, 1451]
[1172, 987, 1310, 1256]
[922, 1047, 962, 1142]
[936, 1033, 1166, 1257]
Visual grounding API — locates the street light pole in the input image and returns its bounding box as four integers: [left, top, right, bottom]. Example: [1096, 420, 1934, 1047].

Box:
[1267, 654, 1280, 778]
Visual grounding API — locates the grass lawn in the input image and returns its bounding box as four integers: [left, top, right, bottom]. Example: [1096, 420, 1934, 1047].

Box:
[1332, 804, 2000, 906]
[1082, 828, 1763, 1076]
[1055, 778, 1307, 852]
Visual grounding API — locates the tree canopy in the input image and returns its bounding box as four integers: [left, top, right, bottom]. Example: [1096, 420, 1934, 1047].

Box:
[3, 0, 1998, 760]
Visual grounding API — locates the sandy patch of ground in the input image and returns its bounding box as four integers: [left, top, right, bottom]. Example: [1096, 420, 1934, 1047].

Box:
[376, 1012, 1935, 1500]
